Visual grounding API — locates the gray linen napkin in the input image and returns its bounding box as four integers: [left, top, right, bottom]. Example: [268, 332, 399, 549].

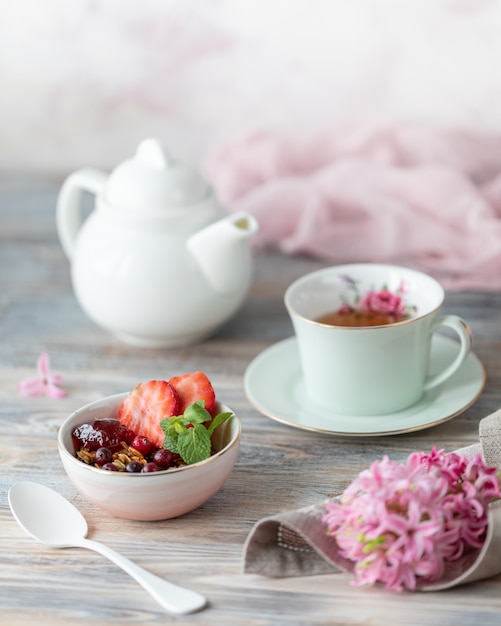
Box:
[243, 409, 501, 591]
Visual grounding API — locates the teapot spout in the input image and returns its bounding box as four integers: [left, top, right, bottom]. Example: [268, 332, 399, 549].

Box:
[186, 212, 258, 294]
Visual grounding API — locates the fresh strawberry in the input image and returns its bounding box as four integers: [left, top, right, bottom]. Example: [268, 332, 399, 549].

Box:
[117, 380, 181, 447]
[168, 371, 216, 414]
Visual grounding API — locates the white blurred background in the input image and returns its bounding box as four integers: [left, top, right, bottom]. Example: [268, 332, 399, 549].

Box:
[2, 0, 501, 178]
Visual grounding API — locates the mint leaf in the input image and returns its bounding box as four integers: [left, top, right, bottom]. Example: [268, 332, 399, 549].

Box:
[177, 424, 211, 465]
[159, 415, 184, 453]
[160, 401, 234, 465]
[207, 411, 233, 437]
[162, 435, 179, 454]
[184, 400, 210, 424]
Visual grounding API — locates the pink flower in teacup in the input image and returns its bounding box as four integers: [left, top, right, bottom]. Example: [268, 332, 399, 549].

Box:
[337, 275, 417, 320]
[358, 289, 407, 318]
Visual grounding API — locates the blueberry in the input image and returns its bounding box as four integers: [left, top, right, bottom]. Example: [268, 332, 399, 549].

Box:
[125, 461, 143, 473]
[94, 447, 112, 466]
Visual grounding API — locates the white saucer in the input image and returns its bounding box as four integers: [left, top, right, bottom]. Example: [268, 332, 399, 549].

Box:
[244, 335, 485, 436]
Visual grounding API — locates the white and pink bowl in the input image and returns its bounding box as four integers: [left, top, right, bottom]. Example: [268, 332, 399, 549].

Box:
[57, 393, 241, 521]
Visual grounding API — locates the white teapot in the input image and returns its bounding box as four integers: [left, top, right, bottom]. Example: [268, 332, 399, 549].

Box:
[56, 138, 258, 347]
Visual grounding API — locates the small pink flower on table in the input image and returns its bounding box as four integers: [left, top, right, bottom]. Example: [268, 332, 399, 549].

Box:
[18, 352, 66, 399]
[323, 448, 500, 591]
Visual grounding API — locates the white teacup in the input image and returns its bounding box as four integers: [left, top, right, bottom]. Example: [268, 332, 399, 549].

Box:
[284, 264, 472, 415]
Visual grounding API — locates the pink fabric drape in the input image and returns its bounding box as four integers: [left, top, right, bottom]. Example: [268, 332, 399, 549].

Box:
[204, 123, 501, 290]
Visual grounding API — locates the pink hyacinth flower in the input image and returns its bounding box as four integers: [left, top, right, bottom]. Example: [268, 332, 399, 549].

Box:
[323, 448, 500, 592]
[18, 352, 66, 399]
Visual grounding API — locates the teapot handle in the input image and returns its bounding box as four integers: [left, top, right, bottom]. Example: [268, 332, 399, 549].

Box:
[56, 168, 107, 260]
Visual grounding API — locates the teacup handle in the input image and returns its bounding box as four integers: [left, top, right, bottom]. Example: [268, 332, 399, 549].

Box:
[423, 315, 472, 391]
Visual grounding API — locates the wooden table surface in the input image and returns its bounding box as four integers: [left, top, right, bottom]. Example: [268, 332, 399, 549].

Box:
[2, 177, 501, 626]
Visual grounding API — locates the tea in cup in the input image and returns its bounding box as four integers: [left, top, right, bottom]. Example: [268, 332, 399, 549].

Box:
[284, 264, 472, 415]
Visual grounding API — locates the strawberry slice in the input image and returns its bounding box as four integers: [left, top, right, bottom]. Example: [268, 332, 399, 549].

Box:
[117, 380, 181, 447]
[168, 371, 216, 414]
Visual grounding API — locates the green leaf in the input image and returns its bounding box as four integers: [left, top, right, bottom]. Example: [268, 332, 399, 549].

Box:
[162, 434, 179, 454]
[184, 400, 211, 424]
[160, 417, 178, 438]
[207, 411, 233, 437]
[160, 416, 184, 453]
[177, 424, 211, 465]
[160, 401, 235, 465]
[160, 415, 179, 436]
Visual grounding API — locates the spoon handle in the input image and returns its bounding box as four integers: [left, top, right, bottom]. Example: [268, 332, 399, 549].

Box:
[79, 537, 207, 614]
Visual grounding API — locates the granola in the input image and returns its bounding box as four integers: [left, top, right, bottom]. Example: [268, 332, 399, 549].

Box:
[76, 440, 187, 472]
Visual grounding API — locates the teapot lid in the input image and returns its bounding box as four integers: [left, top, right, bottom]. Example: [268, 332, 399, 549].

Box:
[104, 138, 209, 211]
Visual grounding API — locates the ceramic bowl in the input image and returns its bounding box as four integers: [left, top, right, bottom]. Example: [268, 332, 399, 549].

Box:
[57, 393, 241, 521]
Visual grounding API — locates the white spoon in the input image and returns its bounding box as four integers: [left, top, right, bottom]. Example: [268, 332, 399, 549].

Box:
[8, 481, 207, 615]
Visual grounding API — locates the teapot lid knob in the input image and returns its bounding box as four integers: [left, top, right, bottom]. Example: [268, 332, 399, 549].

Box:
[135, 138, 170, 169]
[105, 138, 209, 212]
